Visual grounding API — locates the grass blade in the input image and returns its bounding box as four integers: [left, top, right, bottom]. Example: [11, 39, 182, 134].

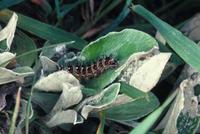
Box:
[99, 0, 133, 36]
[59, 0, 88, 18]
[94, 0, 122, 24]
[0, 9, 87, 50]
[9, 87, 21, 134]
[25, 91, 32, 134]
[131, 5, 200, 71]
[0, 0, 24, 10]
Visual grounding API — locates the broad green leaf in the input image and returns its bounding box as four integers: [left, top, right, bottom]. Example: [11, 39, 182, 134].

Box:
[105, 83, 159, 120]
[131, 5, 200, 72]
[120, 82, 148, 99]
[80, 83, 120, 119]
[129, 90, 177, 134]
[0, 9, 87, 50]
[82, 87, 98, 96]
[12, 31, 37, 66]
[81, 29, 157, 89]
[31, 92, 59, 113]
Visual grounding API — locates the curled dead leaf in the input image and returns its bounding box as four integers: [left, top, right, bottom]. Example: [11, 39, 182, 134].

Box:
[163, 73, 200, 134]
[0, 52, 15, 67]
[50, 83, 83, 114]
[40, 56, 59, 76]
[46, 110, 83, 127]
[0, 67, 34, 85]
[33, 70, 81, 92]
[118, 47, 171, 92]
[0, 13, 18, 51]
[130, 53, 171, 92]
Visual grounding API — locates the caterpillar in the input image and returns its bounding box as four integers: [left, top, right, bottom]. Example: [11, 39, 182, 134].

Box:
[67, 56, 118, 80]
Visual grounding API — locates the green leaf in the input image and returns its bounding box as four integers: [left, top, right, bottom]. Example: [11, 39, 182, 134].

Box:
[81, 29, 157, 90]
[120, 82, 148, 99]
[131, 5, 200, 71]
[0, 9, 87, 50]
[31, 92, 59, 113]
[94, 83, 120, 106]
[81, 83, 120, 119]
[129, 90, 177, 134]
[12, 31, 37, 66]
[104, 83, 159, 120]
[158, 43, 184, 66]
[82, 87, 98, 96]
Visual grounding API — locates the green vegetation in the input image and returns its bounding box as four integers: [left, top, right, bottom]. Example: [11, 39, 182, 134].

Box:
[0, 1, 200, 134]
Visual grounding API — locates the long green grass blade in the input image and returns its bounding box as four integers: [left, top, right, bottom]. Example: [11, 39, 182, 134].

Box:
[131, 5, 200, 72]
[0, 0, 24, 10]
[99, 0, 133, 36]
[0, 9, 87, 50]
[59, 0, 88, 18]
[94, 0, 122, 24]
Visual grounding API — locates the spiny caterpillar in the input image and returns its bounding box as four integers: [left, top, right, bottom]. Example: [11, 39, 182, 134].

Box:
[67, 56, 118, 80]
